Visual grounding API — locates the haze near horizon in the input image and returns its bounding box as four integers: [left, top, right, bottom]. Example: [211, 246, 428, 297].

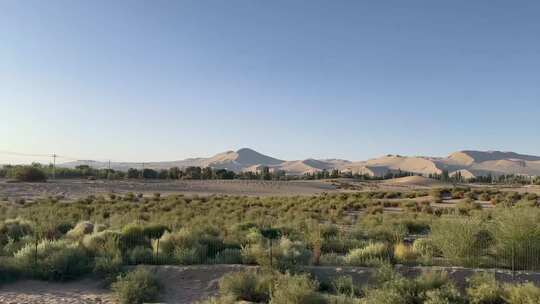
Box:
[1, 1, 539, 164]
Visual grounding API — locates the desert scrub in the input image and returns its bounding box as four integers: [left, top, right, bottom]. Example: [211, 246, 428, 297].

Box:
[345, 242, 391, 266]
[491, 208, 540, 270]
[412, 238, 438, 260]
[66, 221, 94, 239]
[0, 256, 20, 284]
[9, 166, 47, 182]
[270, 272, 326, 304]
[361, 265, 463, 304]
[0, 218, 33, 245]
[504, 282, 540, 303]
[466, 272, 505, 304]
[430, 217, 492, 267]
[112, 267, 160, 304]
[13, 239, 91, 280]
[219, 270, 272, 302]
[393, 242, 417, 264]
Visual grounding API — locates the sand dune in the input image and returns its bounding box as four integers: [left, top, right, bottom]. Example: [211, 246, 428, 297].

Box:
[60, 148, 540, 178]
[382, 175, 447, 187]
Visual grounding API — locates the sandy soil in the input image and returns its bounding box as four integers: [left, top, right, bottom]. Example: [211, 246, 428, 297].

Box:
[3, 265, 540, 304]
[0, 179, 337, 202]
[0, 278, 114, 304]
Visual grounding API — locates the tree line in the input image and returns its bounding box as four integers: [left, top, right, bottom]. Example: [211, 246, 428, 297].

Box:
[2, 163, 538, 184]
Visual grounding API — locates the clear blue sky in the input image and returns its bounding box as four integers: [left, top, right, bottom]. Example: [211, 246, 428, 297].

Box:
[1, 0, 539, 163]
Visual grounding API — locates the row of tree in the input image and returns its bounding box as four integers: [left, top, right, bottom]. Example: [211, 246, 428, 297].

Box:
[429, 170, 540, 185]
[2, 163, 539, 184]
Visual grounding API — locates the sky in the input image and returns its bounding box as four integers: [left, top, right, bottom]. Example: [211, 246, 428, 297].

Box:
[1, 0, 539, 164]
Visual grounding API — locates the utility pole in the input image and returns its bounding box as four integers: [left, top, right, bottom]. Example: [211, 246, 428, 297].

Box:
[141, 162, 145, 179]
[52, 153, 57, 180]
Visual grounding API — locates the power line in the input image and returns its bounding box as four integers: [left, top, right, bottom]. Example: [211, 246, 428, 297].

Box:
[0, 150, 52, 158]
[0, 150, 117, 163]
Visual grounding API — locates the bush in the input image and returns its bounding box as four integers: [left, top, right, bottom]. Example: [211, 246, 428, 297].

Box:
[492, 208, 540, 269]
[504, 282, 540, 303]
[153, 227, 226, 264]
[66, 221, 94, 239]
[93, 255, 123, 286]
[412, 238, 438, 259]
[362, 266, 463, 304]
[119, 224, 151, 255]
[394, 243, 416, 264]
[219, 270, 271, 302]
[112, 267, 160, 304]
[0, 256, 20, 283]
[466, 273, 505, 304]
[142, 224, 169, 239]
[82, 230, 121, 257]
[128, 246, 154, 264]
[213, 248, 243, 264]
[10, 166, 47, 182]
[345, 242, 390, 266]
[0, 218, 33, 245]
[14, 240, 91, 280]
[424, 284, 464, 304]
[270, 272, 326, 304]
[430, 218, 492, 267]
[332, 275, 356, 297]
[320, 252, 345, 266]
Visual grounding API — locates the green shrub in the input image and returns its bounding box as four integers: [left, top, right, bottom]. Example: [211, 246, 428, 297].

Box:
[503, 282, 540, 304]
[0, 256, 20, 283]
[430, 218, 492, 267]
[213, 248, 243, 264]
[219, 270, 271, 302]
[66, 221, 94, 239]
[326, 294, 361, 304]
[128, 246, 154, 264]
[360, 288, 405, 304]
[345, 242, 390, 266]
[320, 252, 345, 266]
[2, 235, 32, 256]
[412, 238, 438, 259]
[466, 272, 505, 304]
[332, 275, 356, 297]
[362, 265, 462, 304]
[112, 267, 160, 304]
[0, 218, 33, 245]
[93, 255, 123, 285]
[492, 208, 540, 269]
[424, 284, 465, 304]
[82, 230, 121, 257]
[153, 227, 226, 264]
[270, 272, 326, 304]
[14, 239, 91, 280]
[175, 246, 204, 264]
[10, 166, 47, 182]
[274, 237, 312, 270]
[393, 243, 417, 264]
[142, 224, 169, 239]
[119, 224, 151, 255]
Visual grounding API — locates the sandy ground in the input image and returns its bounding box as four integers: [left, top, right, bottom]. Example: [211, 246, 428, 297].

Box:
[0, 278, 114, 304]
[0, 179, 338, 201]
[0, 265, 248, 304]
[1, 177, 536, 203]
[3, 265, 540, 304]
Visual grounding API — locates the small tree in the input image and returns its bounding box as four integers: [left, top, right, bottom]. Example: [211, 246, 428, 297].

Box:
[11, 166, 47, 182]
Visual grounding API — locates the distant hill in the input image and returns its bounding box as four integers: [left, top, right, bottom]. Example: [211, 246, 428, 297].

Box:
[59, 149, 540, 178]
